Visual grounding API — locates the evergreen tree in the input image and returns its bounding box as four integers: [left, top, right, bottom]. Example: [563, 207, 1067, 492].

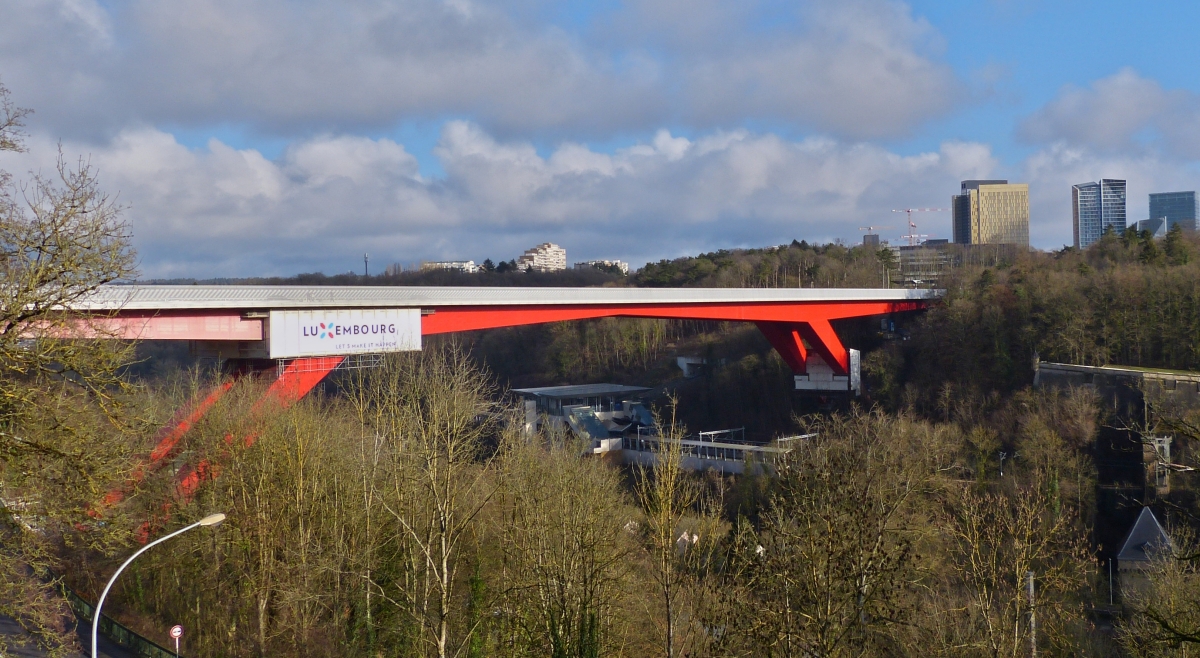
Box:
[1121, 224, 1138, 247]
[1164, 223, 1192, 265]
[1139, 232, 1163, 265]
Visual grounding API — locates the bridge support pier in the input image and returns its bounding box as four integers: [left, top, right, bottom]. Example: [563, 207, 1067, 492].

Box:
[754, 320, 849, 376]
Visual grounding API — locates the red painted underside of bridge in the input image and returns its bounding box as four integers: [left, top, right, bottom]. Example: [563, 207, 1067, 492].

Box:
[420, 300, 925, 375]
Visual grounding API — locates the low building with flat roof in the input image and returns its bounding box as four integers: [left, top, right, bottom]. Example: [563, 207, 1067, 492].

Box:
[513, 383, 654, 455]
[512, 383, 788, 474]
[513, 383, 651, 415]
[420, 260, 479, 274]
[574, 259, 629, 275]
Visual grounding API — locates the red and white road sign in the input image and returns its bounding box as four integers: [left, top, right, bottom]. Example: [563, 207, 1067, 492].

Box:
[170, 625, 183, 639]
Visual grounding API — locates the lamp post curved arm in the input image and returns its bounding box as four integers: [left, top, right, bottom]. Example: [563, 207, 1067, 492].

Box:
[92, 513, 224, 658]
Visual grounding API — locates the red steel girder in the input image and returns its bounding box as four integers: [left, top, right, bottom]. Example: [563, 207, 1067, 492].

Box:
[420, 300, 922, 334]
[97, 380, 235, 511]
[799, 319, 850, 376]
[124, 356, 344, 542]
[422, 300, 924, 374]
[175, 356, 345, 499]
[97, 293, 928, 539]
[755, 322, 809, 373]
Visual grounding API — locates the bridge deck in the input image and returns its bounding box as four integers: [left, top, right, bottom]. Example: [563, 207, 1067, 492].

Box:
[76, 285, 936, 310]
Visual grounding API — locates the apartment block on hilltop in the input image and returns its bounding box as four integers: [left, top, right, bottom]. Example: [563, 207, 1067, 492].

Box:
[1073, 179, 1126, 248]
[951, 180, 1030, 247]
[517, 243, 567, 272]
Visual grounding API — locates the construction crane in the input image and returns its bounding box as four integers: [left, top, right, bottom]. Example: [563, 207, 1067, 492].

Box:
[892, 208, 947, 246]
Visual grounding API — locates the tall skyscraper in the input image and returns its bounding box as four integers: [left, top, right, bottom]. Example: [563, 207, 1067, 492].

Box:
[1149, 191, 1197, 231]
[951, 180, 1030, 246]
[1072, 179, 1126, 248]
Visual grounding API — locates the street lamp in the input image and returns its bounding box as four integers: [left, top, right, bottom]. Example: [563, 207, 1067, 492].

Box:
[92, 513, 225, 658]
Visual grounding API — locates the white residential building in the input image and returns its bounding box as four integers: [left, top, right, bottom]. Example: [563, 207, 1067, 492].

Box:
[574, 259, 629, 275]
[516, 243, 567, 272]
[420, 260, 479, 274]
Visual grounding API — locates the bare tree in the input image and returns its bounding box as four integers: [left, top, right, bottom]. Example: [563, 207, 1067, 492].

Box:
[1118, 530, 1200, 657]
[730, 413, 924, 657]
[492, 424, 634, 657]
[0, 79, 29, 154]
[0, 78, 141, 657]
[932, 470, 1091, 656]
[347, 346, 499, 658]
[634, 403, 702, 658]
[86, 382, 381, 657]
[1118, 407, 1200, 653]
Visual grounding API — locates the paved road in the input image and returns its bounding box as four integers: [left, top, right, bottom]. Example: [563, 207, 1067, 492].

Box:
[0, 616, 132, 658]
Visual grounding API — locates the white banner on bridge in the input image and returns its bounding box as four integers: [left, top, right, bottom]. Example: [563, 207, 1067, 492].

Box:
[269, 309, 421, 359]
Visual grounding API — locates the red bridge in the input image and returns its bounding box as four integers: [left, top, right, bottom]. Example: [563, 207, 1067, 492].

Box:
[72, 284, 937, 520]
[78, 284, 936, 378]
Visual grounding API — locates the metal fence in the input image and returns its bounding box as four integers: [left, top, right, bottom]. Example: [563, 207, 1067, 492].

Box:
[62, 584, 178, 658]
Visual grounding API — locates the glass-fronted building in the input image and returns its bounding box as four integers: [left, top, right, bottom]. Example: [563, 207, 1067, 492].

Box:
[1149, 191, 1197, 231]
[951, 180, 1029, 246]
[1136, 217, 1167, 239]
[1073, 179, 1126, 248]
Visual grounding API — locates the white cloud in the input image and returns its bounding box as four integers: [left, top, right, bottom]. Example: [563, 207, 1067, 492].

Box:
[0, 0, 960, 140]
[284, 135, 421, 187]
[619, 0, 960, 138]
[2, 122, 1000, 277]
[0, 0, 661, 139]
[1019, 68, 1200, 158]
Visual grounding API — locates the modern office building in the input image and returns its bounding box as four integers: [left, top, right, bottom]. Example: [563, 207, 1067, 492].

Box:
[898, 242, 951, 285]
[1073, 179, 1126, 248]
[516, 242, 567, 272]
[1149, 191, 1197, 231]
[951, 180, 1030, 246]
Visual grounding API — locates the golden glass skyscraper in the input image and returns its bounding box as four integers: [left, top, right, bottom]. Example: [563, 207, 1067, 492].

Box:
[952, 180, 1030, 246]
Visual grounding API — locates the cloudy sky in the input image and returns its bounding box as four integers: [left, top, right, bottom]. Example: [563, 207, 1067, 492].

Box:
[2, 0, 1199, 277]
